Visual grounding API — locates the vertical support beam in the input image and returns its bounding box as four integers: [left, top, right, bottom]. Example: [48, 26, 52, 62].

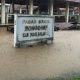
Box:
[65, 2, 69, 23]
[20, 8, 22, 14]
[48, 0, 54, 16]
[7, 6, 10, 13]
[26, 4, 28, 14]
[1, 0, 5, 24]
[72, 7, 75, 15]
[78, 5, 80, 23]
[10, 4, 12, 13]
[10, 0, 14, 13]
[78, 5, 80, 15]
[29, 0, 33, 15]
[12, 0, 14, 13]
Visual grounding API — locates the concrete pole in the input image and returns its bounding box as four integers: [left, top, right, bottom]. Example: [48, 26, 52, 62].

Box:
[72, 7, 75, 15]
[78, 5, 80, 23]
[10, 1, 14, 13]
[7, 6, 10, 13]
[1, 0, 6, 24]
[78, 5, 80, 15]
[29, 0, 33, 15]
[26, 4, 28, 14]
[48, 0, 54, 16]
[65, 2, 69, 23]
[20, 8, 22, 14]
[10, 4, 12, 13]
[12, 0, 14, 13]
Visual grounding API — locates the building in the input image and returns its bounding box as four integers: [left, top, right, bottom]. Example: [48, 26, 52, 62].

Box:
[0, 0, 80, 24]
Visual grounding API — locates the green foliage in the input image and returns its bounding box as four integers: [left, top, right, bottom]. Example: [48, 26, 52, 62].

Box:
[70, 77, 80, 80]
[45, 76, 80, 80]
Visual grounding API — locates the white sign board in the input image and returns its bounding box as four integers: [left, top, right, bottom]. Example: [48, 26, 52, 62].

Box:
[14, 14, 54, 47]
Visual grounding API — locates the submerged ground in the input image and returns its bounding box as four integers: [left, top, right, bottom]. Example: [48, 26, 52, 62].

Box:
[0, 27, 80, 80]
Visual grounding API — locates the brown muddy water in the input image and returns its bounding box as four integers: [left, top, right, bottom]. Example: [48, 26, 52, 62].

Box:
[0, 27, 80, 80]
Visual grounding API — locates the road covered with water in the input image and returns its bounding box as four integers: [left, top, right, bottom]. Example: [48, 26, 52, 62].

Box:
[0, 28, 80, 80]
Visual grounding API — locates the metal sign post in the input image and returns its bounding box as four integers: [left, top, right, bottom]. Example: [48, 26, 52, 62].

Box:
[14, 14, 54, 47]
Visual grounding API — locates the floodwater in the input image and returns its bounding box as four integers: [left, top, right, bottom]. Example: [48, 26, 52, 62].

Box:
[0, 27, 80, 80]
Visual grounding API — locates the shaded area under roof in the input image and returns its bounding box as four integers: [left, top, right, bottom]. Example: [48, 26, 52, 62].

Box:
[0, 0, 80, 7]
